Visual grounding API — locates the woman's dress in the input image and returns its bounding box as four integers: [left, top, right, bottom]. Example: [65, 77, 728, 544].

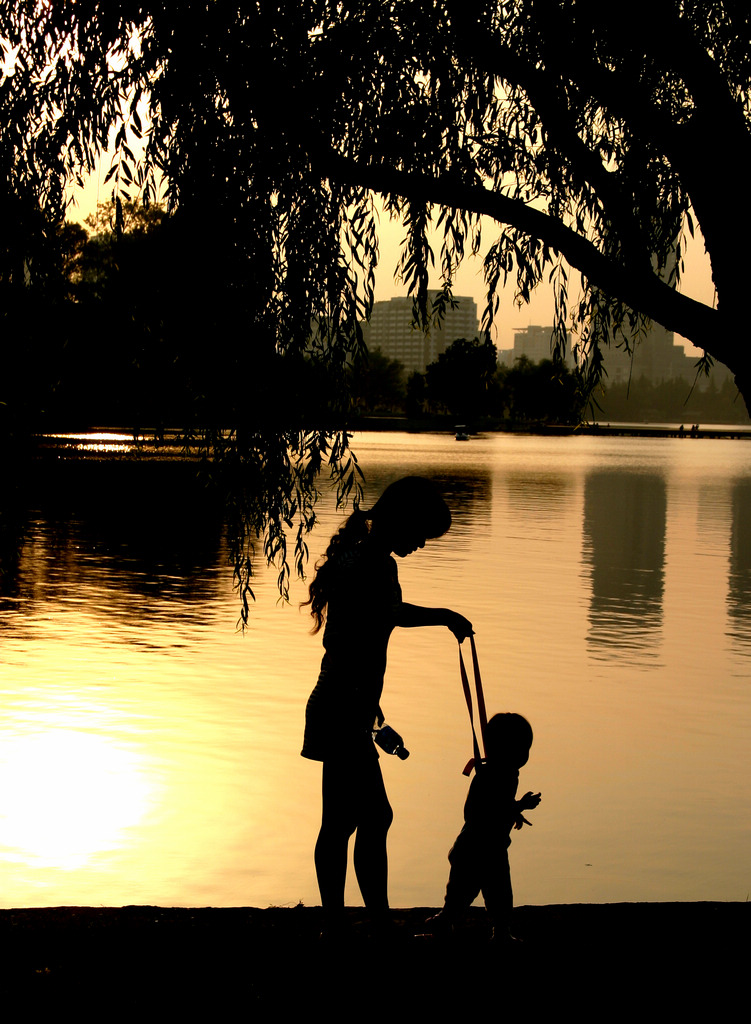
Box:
[301, 540, 402, 762]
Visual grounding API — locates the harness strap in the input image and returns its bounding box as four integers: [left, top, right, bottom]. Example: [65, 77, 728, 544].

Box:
[469, 633, 488, 740]
[459, 634, 487, 776]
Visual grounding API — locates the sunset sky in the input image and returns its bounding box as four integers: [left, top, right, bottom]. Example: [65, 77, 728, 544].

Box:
[68, 159, 714, 359]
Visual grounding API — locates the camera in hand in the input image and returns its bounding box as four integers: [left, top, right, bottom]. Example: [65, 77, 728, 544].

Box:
[372, 723, 410, 759]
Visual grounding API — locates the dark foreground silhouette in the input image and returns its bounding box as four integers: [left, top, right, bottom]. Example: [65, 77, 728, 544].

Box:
[0, 903, 746, 1014]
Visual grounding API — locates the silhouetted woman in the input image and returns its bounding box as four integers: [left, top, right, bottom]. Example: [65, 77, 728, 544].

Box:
[302, 476, 473, 936]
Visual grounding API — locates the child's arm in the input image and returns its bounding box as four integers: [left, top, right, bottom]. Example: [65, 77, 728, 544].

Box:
[513, 791, 541, 830]
[518, 791, 541, 811]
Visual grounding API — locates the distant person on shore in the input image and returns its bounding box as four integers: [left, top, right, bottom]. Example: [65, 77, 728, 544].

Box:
[302, 476, 473, 939]
[428, 712, 541, 944]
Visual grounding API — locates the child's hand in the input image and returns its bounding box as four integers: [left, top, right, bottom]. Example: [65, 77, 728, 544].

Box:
[518, 791, 541, 811]
[513, 793, 541, 829]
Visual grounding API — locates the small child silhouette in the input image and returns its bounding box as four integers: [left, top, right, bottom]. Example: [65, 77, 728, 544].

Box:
[430, 712, 541, 944]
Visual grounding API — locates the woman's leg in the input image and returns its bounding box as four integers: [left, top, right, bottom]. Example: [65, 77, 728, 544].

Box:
[315, 760, 358, 916]
[352, 757, 393, 913]
[314, 754, 393, 916]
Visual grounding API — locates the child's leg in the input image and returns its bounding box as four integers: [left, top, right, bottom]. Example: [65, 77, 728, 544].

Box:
[480, 848, 514, 937]
[442, 828, 482, 918]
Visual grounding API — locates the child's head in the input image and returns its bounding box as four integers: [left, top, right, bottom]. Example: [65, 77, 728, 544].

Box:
[484, 713, 533, 769]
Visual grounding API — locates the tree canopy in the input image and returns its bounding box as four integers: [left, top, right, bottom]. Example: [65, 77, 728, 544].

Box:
[425, 336, 500, 420]
[501, 355, 586, 424]
[350, 348, 406, 414]
[2, 1, 750, 610]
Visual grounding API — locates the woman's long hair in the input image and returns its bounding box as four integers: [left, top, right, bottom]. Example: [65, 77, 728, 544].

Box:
[304, 476, 451, 633]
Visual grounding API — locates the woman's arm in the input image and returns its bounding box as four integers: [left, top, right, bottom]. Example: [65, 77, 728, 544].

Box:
[396, 602, 473, 641]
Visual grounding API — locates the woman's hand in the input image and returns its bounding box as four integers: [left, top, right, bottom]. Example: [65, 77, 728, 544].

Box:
[446, 611, 474, 642]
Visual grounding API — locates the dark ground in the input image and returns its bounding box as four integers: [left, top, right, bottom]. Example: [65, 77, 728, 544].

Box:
[0, 903, 746, 1017]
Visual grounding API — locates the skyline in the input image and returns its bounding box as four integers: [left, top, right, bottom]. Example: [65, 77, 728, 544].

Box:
[67, 163, 713, 360]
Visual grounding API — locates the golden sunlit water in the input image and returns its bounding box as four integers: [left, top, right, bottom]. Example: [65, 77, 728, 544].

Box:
[1, 431, 749, 908]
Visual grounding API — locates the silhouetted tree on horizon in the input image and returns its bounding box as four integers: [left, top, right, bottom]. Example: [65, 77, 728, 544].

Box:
[502, 356, 586, 425]
[349, 348, 406, 414]
[425, 336, 500, 420]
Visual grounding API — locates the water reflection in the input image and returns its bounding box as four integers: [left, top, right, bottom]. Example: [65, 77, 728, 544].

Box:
[505, 471, 573, 524]
[1, 433, 750, 908]
[696, 483, 731, 545]
[41, 431, 141, 455]
[583, 471, 666, 659]
[728, 479, 751, 652]
[1, 460, 225, 625]
[0, 727, 154, 870]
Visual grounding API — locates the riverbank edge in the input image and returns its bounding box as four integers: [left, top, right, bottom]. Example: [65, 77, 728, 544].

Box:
[1, 903, 746, 1011]
[28, 418, 751, 458]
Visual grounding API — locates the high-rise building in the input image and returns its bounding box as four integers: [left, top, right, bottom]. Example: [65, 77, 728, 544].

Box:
[601, 324, 675, 383]
[362, 292, 479, 374]
[595, 324, 733, 388]
[499, 325, 575, 368]
[502, 323, 732, 388]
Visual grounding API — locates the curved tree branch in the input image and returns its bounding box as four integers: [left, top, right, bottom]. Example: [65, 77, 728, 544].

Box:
[326, 153, 727, 359]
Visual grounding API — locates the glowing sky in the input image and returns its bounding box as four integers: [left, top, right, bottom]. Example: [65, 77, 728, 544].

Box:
[67, 161, 714, 358]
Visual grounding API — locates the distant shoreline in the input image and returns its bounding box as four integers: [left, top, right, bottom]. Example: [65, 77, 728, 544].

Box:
[27, 419, 751, 459]
[354, 417, 751, 439]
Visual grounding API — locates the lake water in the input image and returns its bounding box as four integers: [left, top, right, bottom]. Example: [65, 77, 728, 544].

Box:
[1, 431, 749, 909]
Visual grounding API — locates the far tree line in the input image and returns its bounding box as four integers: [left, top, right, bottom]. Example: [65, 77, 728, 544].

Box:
[0, 199, 598, 432]
[2, 200, 351, 436]
[5, 199, 747, 435]
[353, 339, 751, 427]
[352, 340, 587, 426]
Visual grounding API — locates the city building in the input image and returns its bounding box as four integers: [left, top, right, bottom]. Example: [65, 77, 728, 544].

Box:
[605, 323, 690, 384]
[501, 323, 732, 388]
[499, 325, 575, 368]
[361, 292, 479, 374]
